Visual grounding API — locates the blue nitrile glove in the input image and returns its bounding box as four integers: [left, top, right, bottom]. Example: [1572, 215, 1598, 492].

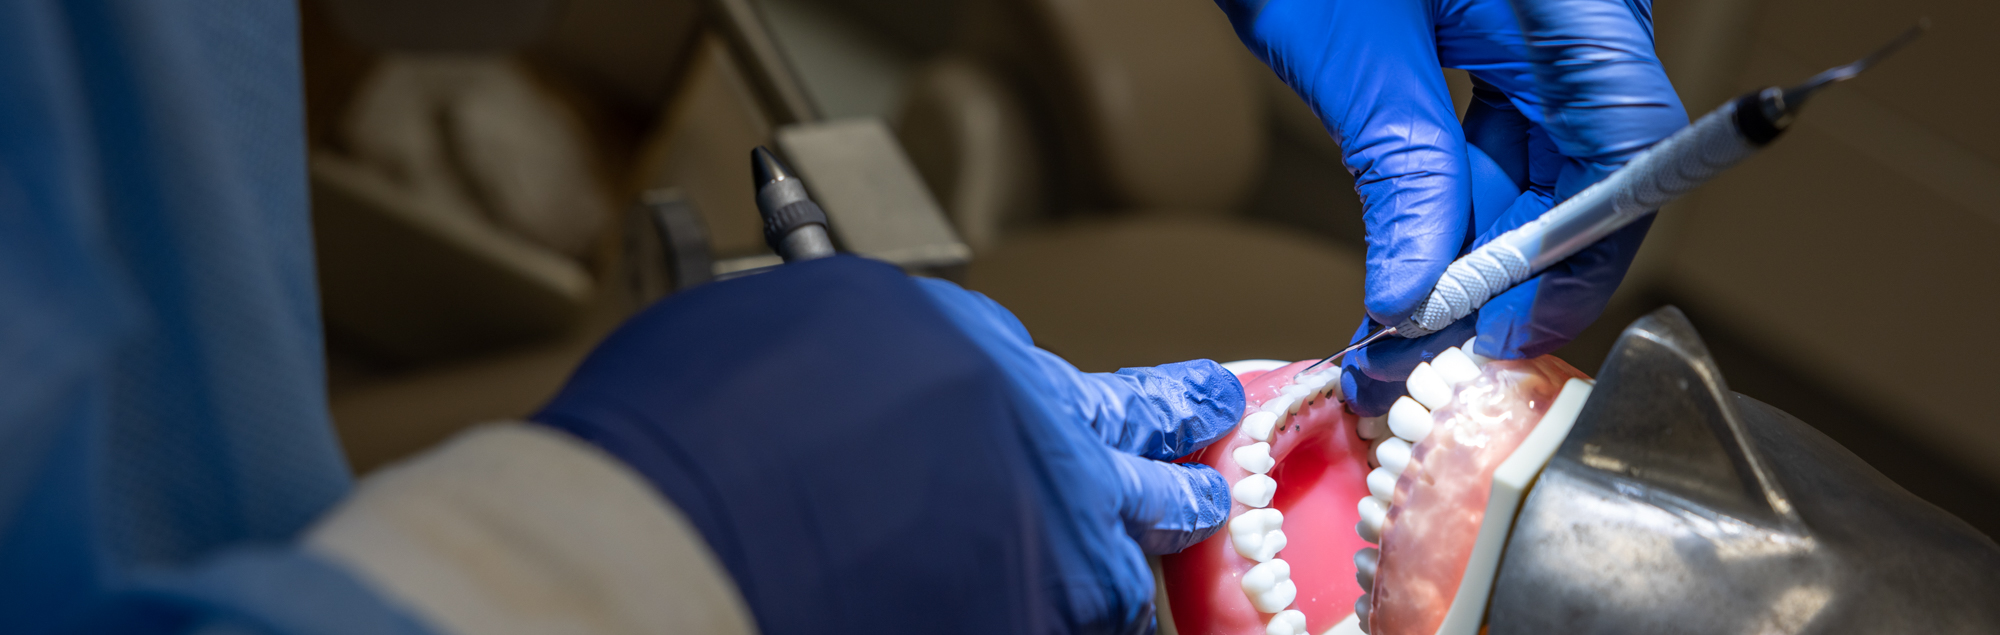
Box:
[536, 256, 1240, 635]
[1216, 0, 1687, 415]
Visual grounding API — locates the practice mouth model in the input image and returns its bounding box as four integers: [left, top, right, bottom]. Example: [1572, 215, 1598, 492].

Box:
[1160, 340, 1588, 635]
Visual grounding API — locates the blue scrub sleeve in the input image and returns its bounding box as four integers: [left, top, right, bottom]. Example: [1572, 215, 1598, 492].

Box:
[71, 549, 435, 635]
[1, 0, 352, 630]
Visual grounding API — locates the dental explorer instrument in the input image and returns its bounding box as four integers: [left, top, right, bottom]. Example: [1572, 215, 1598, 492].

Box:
[1299, 22, 1927, 378]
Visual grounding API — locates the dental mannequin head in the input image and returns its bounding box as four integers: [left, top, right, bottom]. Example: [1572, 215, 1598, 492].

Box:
[1160, 307, 2000, 635]
[1484, 307, 2000, 634]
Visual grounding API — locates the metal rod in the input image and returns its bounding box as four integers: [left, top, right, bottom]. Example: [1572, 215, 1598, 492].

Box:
[1296, 326, 1398, 379]
[1784, 20, 1928, 104]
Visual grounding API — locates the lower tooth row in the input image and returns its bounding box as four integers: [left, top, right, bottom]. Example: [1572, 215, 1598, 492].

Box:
[1233, 474, 1277, 507]
[1265, 609, 1308, 635]
[1352, 339, 1486, 632]
[1227, 366, 1341, 632]
[1234, 442, 1276, 474]
[1230, 508, 1286, 562]
[1240, 559, 1297, 612]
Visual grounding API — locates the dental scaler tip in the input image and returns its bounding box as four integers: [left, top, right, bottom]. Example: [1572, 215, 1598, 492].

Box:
[1297, 326, 1397, 379]
[752, 146, 836, 262]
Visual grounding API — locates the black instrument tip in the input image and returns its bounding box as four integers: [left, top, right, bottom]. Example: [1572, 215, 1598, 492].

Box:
[751, 146, 794, 189]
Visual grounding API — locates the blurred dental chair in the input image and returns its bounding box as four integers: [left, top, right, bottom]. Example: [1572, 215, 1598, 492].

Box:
[895, 0, 1369, 371]
[307, 0, 705, 472]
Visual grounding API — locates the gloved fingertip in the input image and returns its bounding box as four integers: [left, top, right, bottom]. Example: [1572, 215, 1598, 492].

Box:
[1116, 457, 1229, 555]
[1341, 370, 1404, 418]
[1169, 359, 1247, 421]
[1100, 360, 1245, 459]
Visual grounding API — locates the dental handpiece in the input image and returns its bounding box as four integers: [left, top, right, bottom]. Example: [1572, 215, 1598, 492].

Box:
[1299, 23, 1924, 377]
[752, 146, 837, 262]
[1394, 24, 1926, 339]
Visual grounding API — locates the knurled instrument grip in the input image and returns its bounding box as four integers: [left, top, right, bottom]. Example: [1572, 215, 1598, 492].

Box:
[1393, 101, 1759, 337]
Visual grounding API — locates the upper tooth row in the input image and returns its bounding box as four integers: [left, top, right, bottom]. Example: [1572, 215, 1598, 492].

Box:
[1352, 343, 1484, 442]
[1357, 339, 1484, 543]
[1360, 339, 1488, 527]
[1353, 338, 1486, 632]
[1228, 366, 1341, 630]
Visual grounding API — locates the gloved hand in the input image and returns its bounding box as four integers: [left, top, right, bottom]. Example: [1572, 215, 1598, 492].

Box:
[1216, 0, 1688, 415]
[536, 256, 1240, 635]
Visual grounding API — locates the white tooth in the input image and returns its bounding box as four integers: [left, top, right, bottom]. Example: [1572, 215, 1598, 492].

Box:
[1253, 529, 1287, 561]
[1280, 384, 1312, 403]
[1366, 437, 1385, 468]
[1265, 617, 1291, 635]
[1279, 391, 1309, 415]
[1367, 467, 1398, 500]
[1241, 567, 1274, 594]
[1357, 415, 1389, 440]
[1432, 347, 1482, 386]
[1355, 547, 1380, 590]
[1242, 411, 1279, 442]
[1229, 509, 1287, 561]
[1232, 473, 1277, 508]
[1232, 526, 1287, 562]
[1297, 370, 1334, 393]
[1230, 507, 1283, 535]
[1233, 526, 1285, 562]
[1282, 609, 1308, 631]
[1270, 609, 1307, 635]
[1387, 396, 1433, 443]
[1356, 519, 1380, 544]
[1310, 369, 1343, 399]
[1253, 579, 1298, 613]
[1358, 496, 1388, 539]
[1242, 560, 1297, 612]
[1261, 396, 1296, 416]
[1234, 442, 1276, 474]
[1463, 336, 1492, 366]
[1406, 362, 1452, 410]
[1240, 558, 1290, 594]
[1254, 507, 1285, 527]
[1232, 528, 1265, 560]
[1376, 437, 1413, 475]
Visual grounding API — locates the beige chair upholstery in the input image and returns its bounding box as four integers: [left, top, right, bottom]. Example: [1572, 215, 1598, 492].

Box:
[909, 0, 1363, 368]
[896, 57, 1043, 251]
[958, 0, 1267, 213]
[967, 217, 1364, 372]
